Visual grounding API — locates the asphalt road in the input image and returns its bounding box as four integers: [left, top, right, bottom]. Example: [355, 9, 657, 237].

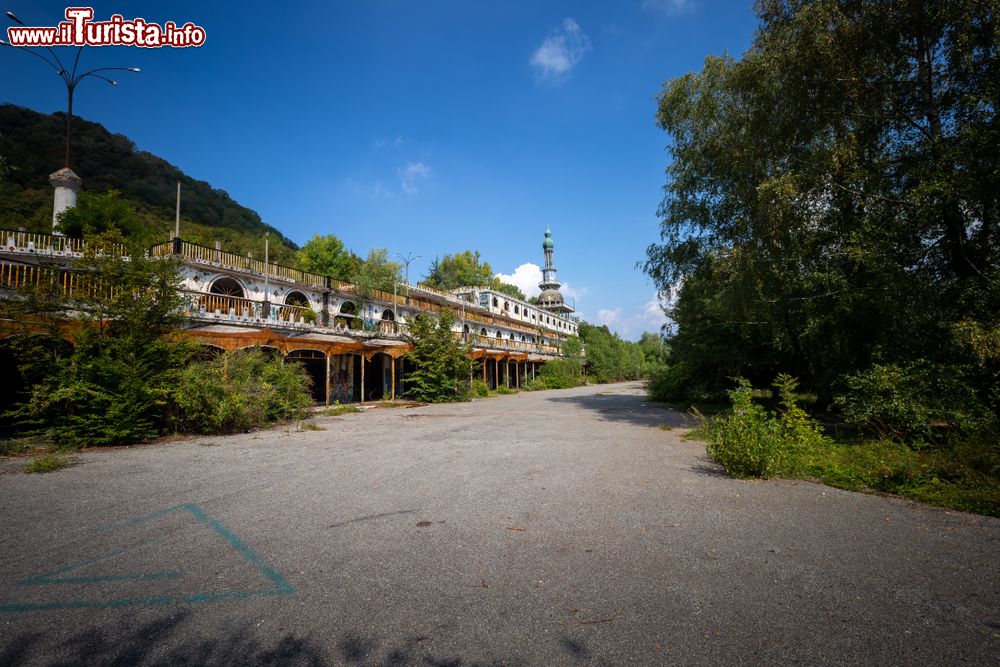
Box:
[1, 382, 998, 666]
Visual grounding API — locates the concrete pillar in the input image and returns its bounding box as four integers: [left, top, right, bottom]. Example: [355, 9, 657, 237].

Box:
[360, 354, 366, 404]
[49, 168, 82, 234]
[325, 353, 331, 408]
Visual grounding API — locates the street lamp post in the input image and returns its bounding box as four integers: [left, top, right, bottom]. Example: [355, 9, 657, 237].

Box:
[2, 10, 139, 232]
[2, 11, 141, 170]
[394, 251, 420, 305]
[263, 233, 271, 319]
[392, 279, 398, 333]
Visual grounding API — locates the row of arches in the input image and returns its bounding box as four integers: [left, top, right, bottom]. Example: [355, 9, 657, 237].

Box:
[206, 279, 400, 328]
[0, 332, 549, 423]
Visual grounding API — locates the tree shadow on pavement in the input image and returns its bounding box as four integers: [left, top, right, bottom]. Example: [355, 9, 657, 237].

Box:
[1, 616, 601, 666]
[545, 392, 694, 429]
[1, 612, 329, 667]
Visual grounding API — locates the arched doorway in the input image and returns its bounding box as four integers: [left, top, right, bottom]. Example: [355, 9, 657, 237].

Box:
[285, 291, 309, 307]
[286, 349, 326, 403]
[209, 277, 245, 298]
[380, 308, 396, 335]
[337, 301, 360, 330]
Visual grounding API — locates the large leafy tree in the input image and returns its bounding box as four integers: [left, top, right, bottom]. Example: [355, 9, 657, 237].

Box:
[405, 310, 472, 402]
[645, 0, 999, 404]
[352, 248, 402, 294]
[8, 229, 196, 445]
[56, 190, 145, 241]
[423, 250, 495, 289]
[297, 233, 360, 280]
[424, 249, 526, 298]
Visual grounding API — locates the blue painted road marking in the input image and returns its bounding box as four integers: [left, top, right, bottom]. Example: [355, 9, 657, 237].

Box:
[1, 503, 294, 612]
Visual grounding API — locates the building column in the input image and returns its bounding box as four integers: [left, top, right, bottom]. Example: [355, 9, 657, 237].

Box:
[325, 353, 331, 408]
[391, 356, 396, 401]
[360, 353, 366, 404]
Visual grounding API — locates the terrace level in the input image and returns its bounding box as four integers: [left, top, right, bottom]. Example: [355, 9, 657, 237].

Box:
[1, 230, 579, 404]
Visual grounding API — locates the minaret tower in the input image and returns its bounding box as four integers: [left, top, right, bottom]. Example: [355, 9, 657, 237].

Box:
[537, 227, 573, 313]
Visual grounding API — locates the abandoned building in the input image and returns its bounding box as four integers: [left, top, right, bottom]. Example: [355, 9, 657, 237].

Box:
[1, 225, 580, 405]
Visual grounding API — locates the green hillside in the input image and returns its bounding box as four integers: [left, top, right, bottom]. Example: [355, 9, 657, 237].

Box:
[0, 104, 298, 263]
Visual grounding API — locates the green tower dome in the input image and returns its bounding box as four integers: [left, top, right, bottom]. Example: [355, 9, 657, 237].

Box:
[542, 227, 554, 250]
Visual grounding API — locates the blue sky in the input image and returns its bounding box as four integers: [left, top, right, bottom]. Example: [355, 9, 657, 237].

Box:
[2, 0, 759, 339]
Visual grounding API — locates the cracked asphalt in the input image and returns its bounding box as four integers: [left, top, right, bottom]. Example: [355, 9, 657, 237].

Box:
[1, 381, 998, 665]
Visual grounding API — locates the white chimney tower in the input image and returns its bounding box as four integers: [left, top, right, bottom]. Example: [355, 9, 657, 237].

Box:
[49, 167, 82, 235]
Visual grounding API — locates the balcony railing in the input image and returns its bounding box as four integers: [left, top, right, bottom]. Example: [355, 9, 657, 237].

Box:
[1, 258, 106, 299]
[1, 228, 126, 258]
[463, 333, 559, 355]
[182, 290, 311, 325]
[152, 239, 328, 288]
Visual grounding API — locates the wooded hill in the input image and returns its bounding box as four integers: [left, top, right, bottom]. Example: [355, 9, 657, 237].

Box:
[0, 104, 298, 263]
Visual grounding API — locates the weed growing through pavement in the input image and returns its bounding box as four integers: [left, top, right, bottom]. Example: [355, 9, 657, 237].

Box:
[325, 402, 361, 416]
[24, 453, 72, 473]
[299, 422, 326, 431]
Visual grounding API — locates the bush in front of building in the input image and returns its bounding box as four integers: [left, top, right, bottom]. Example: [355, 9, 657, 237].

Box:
[535, 357, 585, 389]
[405, 310, 473, 403]
[171, 348, 312, 434]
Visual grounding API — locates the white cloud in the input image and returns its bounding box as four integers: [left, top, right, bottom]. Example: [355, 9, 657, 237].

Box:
[494, 262, 588, 306]
[561, 282, 587, 304]
[597, 308, 621, 326]
[495, 263, 543, 298]
[399, 161, 431, 196]
[344, 178, 395, 200]
[529, 18, 591, 81]
[374, 135, 405, 149]
[642, 0, 695, 15]
[595, 292, 674, 340]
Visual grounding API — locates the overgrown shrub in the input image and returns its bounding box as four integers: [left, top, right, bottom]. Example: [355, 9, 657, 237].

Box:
[536, 357, 584, 389]
[647, 361, 728, 407]
[5, 232, 194, 446]
[835, 361, 994, 444]
[471, 380, 489, 397]
[404, 310, 473, 403]
[704, 378, 785, 478]
[705, 376, 829, 478]
[24, 452, 72, 473]
[172, 349, 312, 434]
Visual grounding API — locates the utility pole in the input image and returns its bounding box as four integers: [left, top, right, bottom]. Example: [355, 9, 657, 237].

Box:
[395, 251, 420, 305]
[263, 233, 270, 319]
[175, 181, 181, 239]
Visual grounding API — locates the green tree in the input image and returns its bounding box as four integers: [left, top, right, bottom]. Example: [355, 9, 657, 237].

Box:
[404, 310, 472, 402]
[578, 322, 644, 383]
[297, 233, 360, 280]
[8, 230, 196, 445]
[494, 281, 527, 301]
[423, 249, 525, 298]
[562, 335, 583, 357]
[644, 0, 1000, 409]
[56, 190, 145, 241]
[351, 248, 402, 294]
[424, 250, 495, 289]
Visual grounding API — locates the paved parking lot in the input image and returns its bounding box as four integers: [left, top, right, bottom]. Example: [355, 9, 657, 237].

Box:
[1, 382, 998, 665]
